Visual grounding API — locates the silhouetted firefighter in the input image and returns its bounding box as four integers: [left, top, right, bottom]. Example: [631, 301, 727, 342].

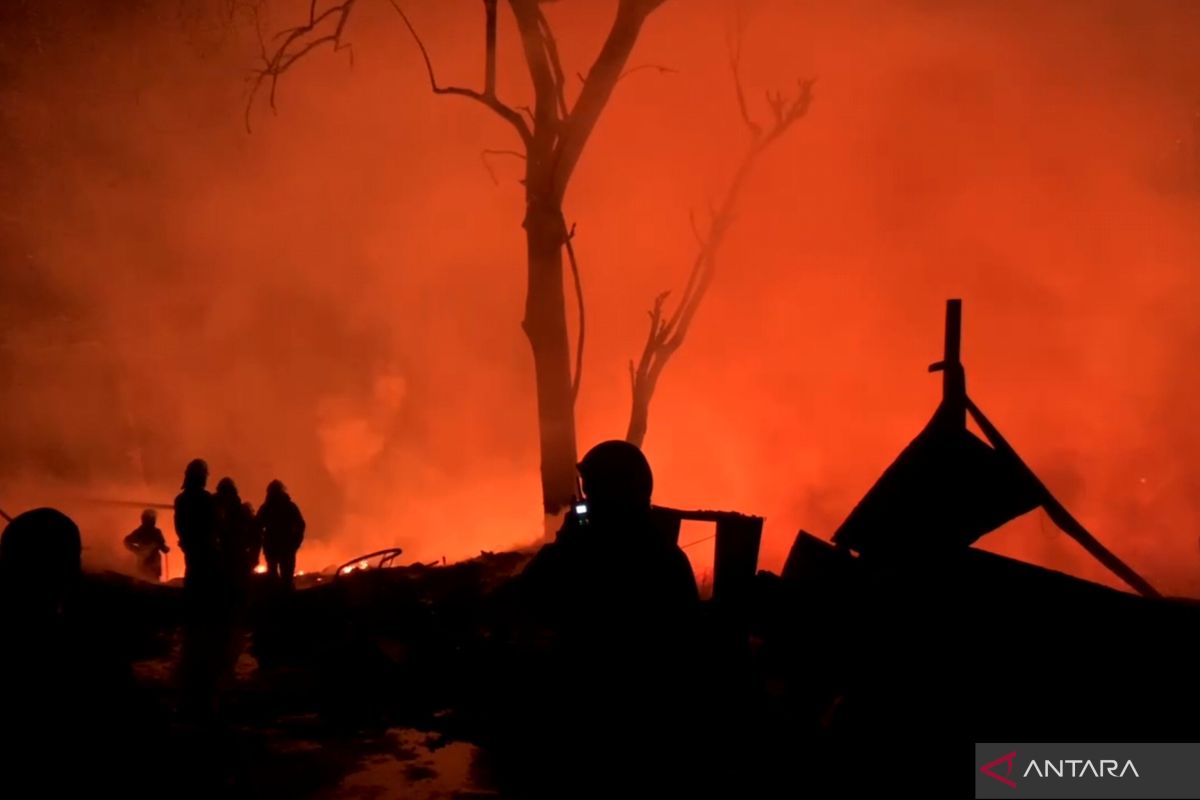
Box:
[213, 477, 258, 586]
[173, 458, 217, 592]
[257, 480, 304, 590]
[0, 507, 81, 623]
[520, 440, 699, 622]
[123, 508, 169, 582]
[0, 509, 163, 794]
[0, 508, 86, 785]
[510, 440, 702, 794]
[174, 459, 237, 719]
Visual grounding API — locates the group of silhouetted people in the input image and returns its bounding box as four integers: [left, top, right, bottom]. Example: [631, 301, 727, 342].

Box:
[167, 458, 305, 724]
[122, 458, 305, 591]
[2, 439, 711, 796]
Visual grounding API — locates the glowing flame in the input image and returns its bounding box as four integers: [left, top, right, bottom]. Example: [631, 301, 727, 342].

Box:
[253, 564, 267, 574]
[339, 559, 372, 576]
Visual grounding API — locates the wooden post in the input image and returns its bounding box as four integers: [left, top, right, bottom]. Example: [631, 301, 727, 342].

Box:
[651, 505, 682, 547]
[713, 514, 763, 607]
[929, 298, 966, 427]
[943, 298, 961, 369]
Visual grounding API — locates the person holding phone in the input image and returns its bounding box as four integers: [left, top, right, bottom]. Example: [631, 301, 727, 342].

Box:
[508, 440, 701, 792]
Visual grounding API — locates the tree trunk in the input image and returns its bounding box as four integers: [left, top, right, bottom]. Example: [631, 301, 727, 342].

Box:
[522, 195, 579, 520]
[626, 385, 651, 448]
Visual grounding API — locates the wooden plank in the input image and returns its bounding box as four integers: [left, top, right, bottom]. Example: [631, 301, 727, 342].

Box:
[713, 514, 763, 606]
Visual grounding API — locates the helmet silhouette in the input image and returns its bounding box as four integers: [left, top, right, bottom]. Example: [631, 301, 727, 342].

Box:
[577, 440, 654, 509]
[182, 458, 209, 490]
[1, 508, 82, 603]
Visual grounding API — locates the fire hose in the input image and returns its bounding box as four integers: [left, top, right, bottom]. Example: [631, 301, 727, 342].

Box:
[74, 497, 174, 511]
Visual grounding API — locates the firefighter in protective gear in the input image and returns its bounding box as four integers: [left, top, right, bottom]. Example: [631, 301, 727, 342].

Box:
[256, 480, 305, 589]
[174, 458, 218, 592]
[123, 508, 169, 582]
[213, 477, 258, 581]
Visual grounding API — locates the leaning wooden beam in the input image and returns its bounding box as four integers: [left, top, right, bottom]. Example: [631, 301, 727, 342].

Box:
[965, 397, 1162, 599]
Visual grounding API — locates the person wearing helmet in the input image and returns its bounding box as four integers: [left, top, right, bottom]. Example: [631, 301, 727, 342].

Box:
[508, 440, 701, 792]
[256, 479, 305, 590]
[0, 508, 161, 794]
[0, 507, 82, 622]
[123, 508, 169, 582]
[173, 458, 217, 592]
[521, 439, 699, 624]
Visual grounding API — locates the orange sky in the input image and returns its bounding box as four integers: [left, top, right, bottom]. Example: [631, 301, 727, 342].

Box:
[3, 0, 1200, 594]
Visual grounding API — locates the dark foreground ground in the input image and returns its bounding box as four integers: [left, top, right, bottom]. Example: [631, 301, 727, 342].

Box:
[7, 544, 1200, 799]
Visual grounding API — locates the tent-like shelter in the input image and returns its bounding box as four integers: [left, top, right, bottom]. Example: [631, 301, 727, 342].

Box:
[817, 299, 1159, 598]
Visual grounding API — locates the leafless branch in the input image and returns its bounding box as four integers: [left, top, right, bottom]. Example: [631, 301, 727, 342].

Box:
[550, 0, 667, 203]
[617, 63, 678, 83]
[625, 16, 815, 447]
[389, 0, 532, 146]
[245, 0, 357, 132]
[480, 148, 526, 185]
[231, 1, 270, 65]
[564, 219, 585, 403]
[726, 3, 760, 137]
[508, 0, 566, 139]
[533, 5, 570, 119]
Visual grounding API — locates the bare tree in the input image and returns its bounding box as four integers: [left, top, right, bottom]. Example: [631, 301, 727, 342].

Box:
[625, 14, 813, 447]
[248, 0, 668, 521]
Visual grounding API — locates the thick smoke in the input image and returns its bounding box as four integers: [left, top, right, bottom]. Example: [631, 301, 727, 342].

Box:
[3, 0, 1200, 593]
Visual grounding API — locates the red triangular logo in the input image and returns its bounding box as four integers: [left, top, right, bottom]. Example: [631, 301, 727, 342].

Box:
[980, 751, 1017, 788]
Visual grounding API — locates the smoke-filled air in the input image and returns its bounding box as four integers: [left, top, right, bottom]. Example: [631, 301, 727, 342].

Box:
[4, 0, 1200, 593]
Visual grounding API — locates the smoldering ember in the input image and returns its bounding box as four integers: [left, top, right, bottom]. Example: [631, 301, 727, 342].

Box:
[3, 1, 1200, 798]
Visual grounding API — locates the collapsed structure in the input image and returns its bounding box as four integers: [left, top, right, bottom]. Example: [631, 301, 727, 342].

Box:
[784, 299, 1159, 598]
[768, 299, 1200, 748]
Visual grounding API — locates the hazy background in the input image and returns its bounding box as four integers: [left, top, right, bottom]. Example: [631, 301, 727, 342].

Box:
[2, 0, 1200, 593]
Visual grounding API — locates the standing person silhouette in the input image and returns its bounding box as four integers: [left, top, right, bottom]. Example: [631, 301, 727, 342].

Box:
[173, 459, 233, 719]
[256, 480, 305, 590]
[173, 458, 217, 592]
[511, 440, 701, 795]
[213, 477, 258, 585]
